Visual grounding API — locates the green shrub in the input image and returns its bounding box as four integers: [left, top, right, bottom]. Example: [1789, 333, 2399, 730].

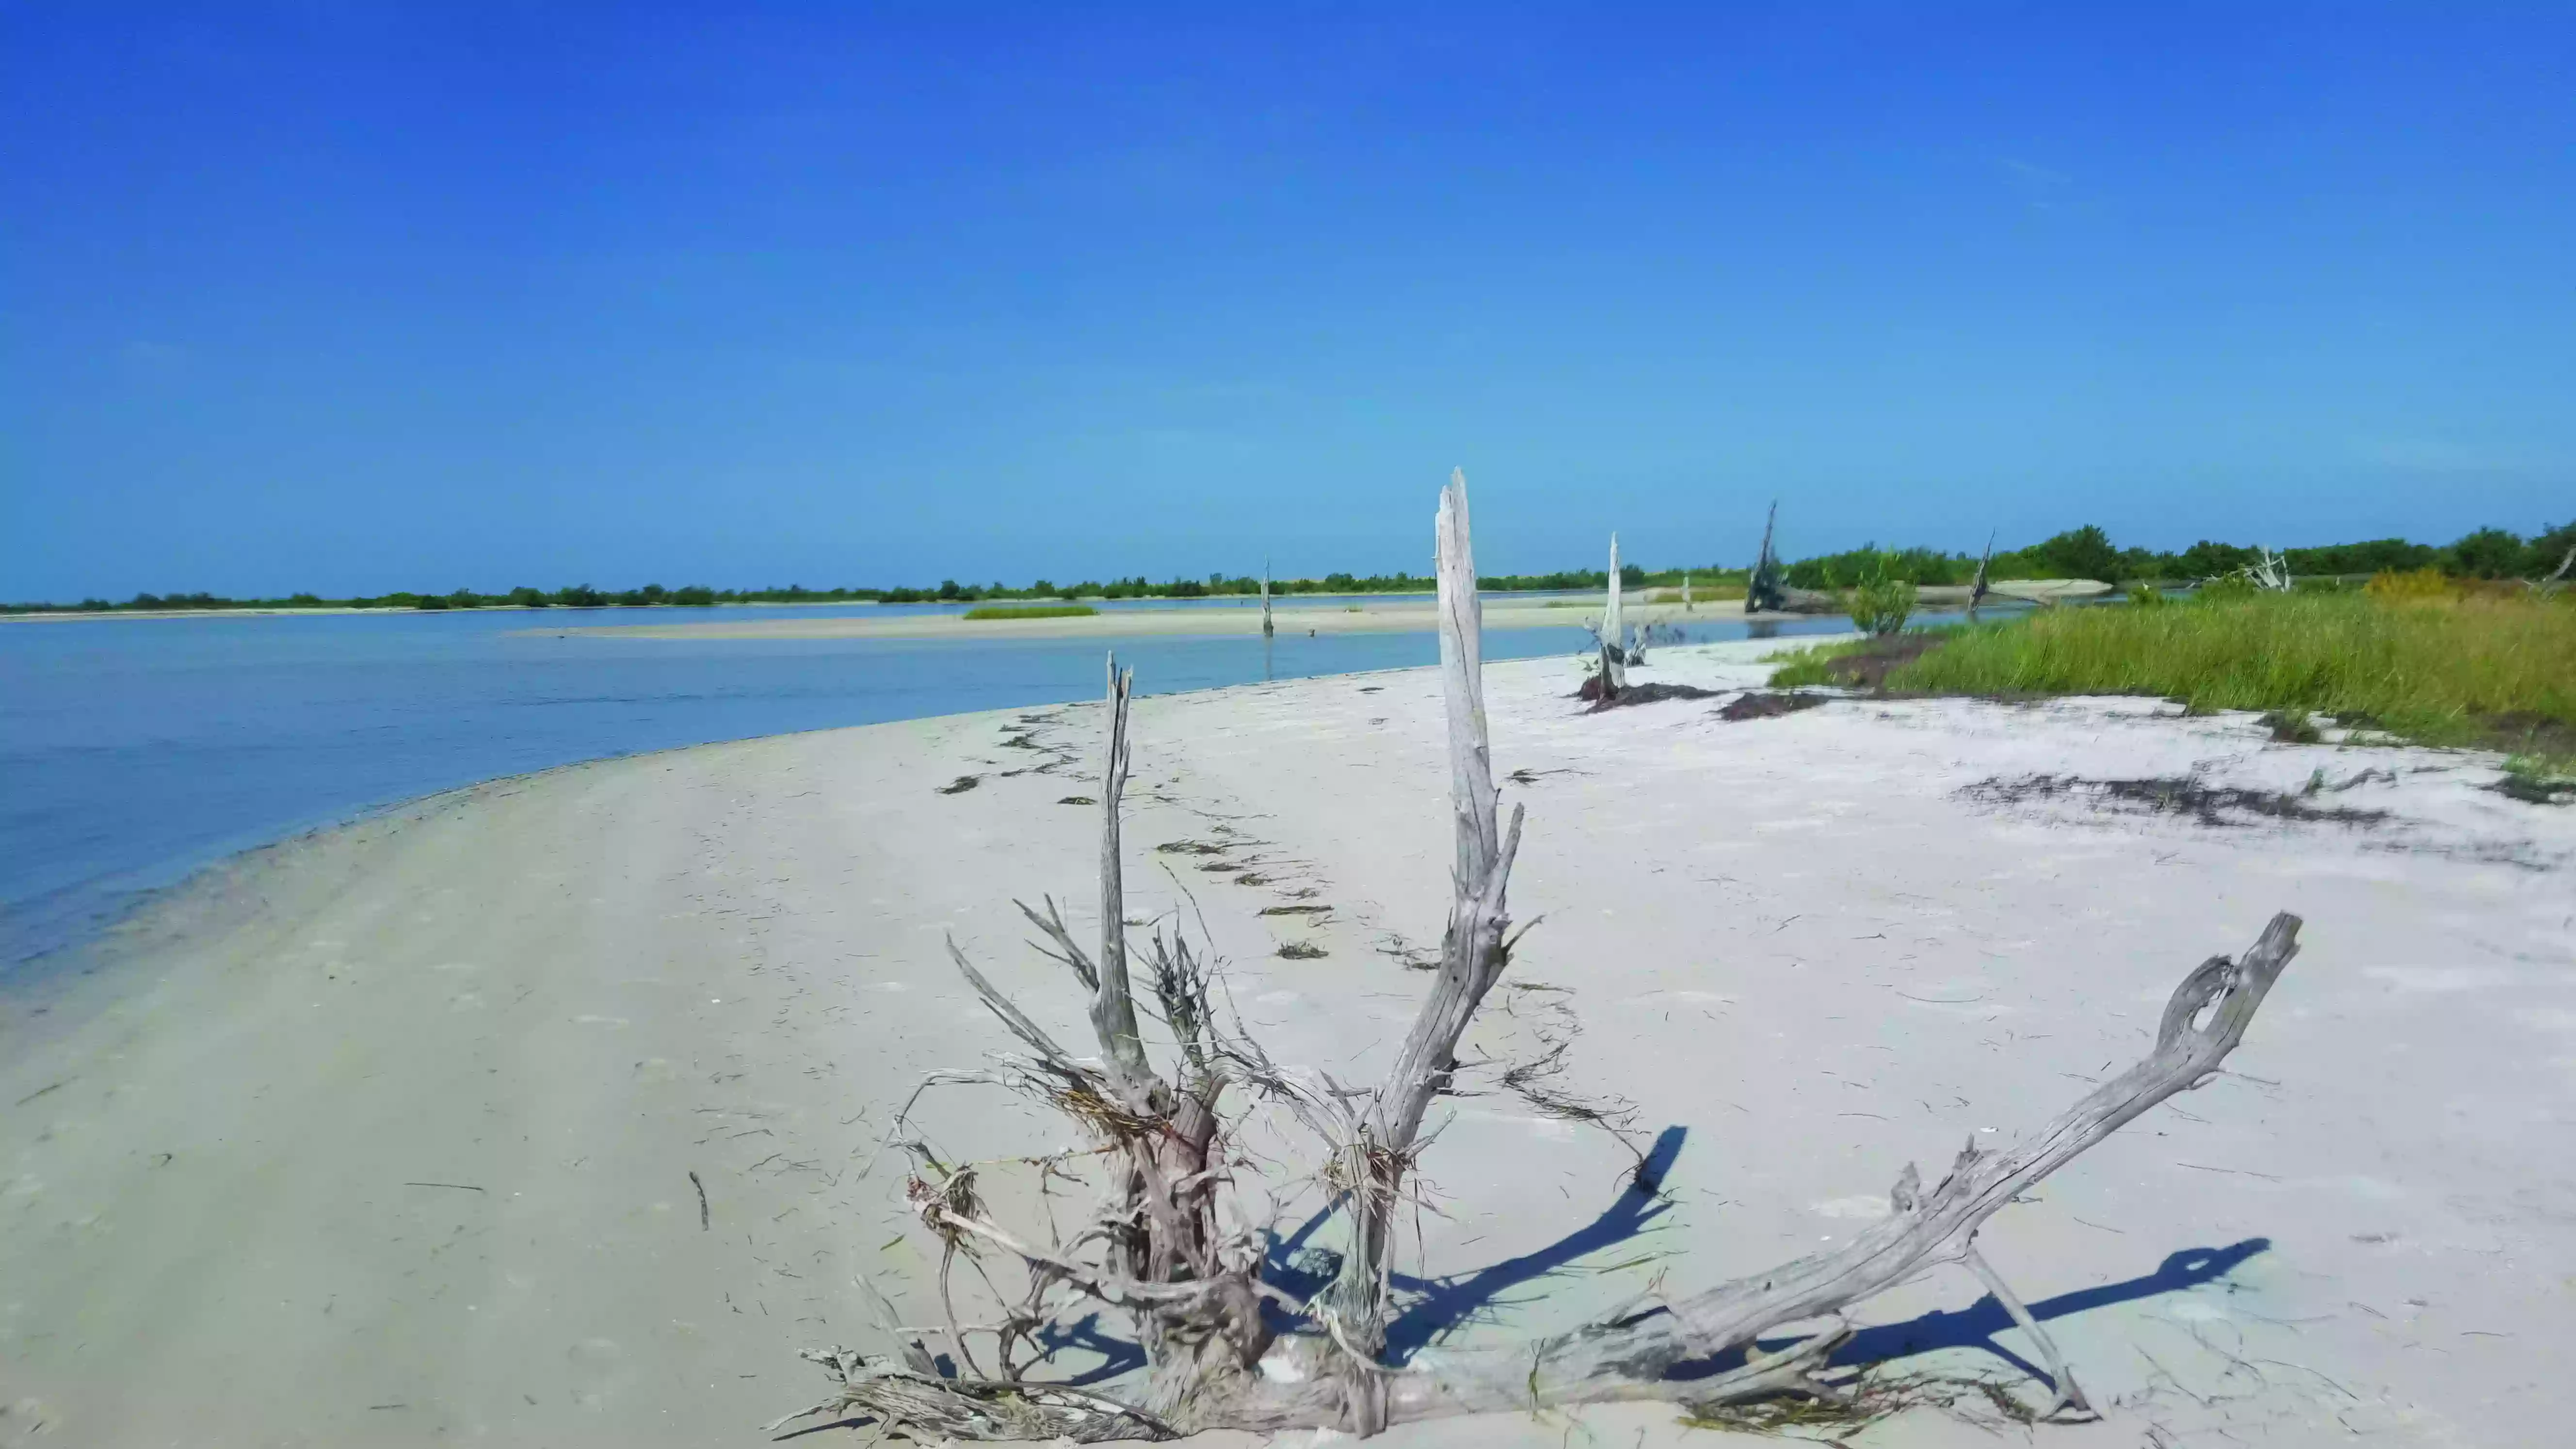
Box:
[1847, 577, 1916, 635]
[2366, 568, 2453, 602]
[1839, 552, 1917, 635]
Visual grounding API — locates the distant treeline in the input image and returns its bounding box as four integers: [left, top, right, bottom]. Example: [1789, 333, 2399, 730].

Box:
[1755, 522, 2576, 591]
[8, 522, 2568, 615]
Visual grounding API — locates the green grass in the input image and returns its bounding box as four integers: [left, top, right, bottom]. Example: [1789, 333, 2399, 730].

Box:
[1765, 644, 1848, 687]
[1835, 593, 2576, 763]
[1763, 634, 1916, 687]
[960, 603, 1098, 621]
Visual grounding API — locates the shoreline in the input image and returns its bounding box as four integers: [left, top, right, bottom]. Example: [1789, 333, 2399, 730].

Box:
[526, 584, 2102, 644]
[8, 637, 2559, 1445]
[0, 579, 2112, 627]
[8, 638, 1800, 994]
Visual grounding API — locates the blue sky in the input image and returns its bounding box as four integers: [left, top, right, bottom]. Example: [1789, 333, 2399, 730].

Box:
[5, 3, 2571, 598]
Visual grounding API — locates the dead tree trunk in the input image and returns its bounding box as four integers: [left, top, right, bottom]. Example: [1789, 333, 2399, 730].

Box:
[1319, 469, 1529, 1433]
[1604, 532, 1629, 675]
[780, 474, 2312, 1444]
[1746, 501, 1787, 614]
[1261, 558, 1274, 637]
[1968, 530, 1995, 614]
[1683, 569, 1692, 611]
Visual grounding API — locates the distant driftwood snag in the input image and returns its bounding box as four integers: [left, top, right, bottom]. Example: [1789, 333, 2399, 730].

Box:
[778, 471, 2307, 1441]
[1746, 500, 1789, 615]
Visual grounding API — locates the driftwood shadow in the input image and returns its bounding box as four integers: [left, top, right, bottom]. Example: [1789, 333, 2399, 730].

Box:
[1661, 1236, 2272, 1389]
[1825, 1237, 2271, 1383]
[1256, 1127, 1687, 1360]
[1267, 1123, 2266, 1393]
[788, 1130, 2268, 1432]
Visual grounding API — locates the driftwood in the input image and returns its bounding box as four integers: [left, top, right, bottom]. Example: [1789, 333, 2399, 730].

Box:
[2240, 547, 2292, 592]
[1260, 558, 1273, 637]
[780, 472, 2308, 1442]
[1968, 530, 1995, 614]
[2536, 545, 2573, 596]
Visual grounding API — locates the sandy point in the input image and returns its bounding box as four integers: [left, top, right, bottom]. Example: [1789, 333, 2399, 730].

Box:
[2, 638, 2568, 1447]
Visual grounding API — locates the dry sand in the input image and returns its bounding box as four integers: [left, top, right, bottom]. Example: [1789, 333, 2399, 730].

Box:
[4, 639, 2571, 1448]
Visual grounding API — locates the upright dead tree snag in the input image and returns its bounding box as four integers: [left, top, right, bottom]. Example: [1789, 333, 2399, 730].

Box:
[1261, 558, 1274, 637]
[1968, 530, 1995, 614]
[1604, 532, 1625, 649]
[1593, 532, 1629, 696]
[1317, 469, 1529, 1432]
[1747, 500, 1788, 613]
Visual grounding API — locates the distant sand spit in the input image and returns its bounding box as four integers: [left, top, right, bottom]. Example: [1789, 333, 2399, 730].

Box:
[4, 636, 2561, 1447]
[534, 581, 2112, 643]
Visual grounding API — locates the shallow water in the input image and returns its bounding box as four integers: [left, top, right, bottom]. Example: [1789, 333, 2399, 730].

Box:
[0, 601, 1886, 971]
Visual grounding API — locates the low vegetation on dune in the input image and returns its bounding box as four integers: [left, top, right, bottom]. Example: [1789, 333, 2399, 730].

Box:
[1774, 584, 2576, 768]
[1643, 584, 1748, 604]
[960, 603, 1098, 621]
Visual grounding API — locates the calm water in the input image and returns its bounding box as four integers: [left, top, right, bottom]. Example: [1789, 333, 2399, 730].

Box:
[0, 601, 1868, 972]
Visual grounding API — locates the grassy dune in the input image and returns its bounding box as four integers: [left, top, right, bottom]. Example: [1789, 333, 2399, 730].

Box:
[1777, 590, 2576, 770]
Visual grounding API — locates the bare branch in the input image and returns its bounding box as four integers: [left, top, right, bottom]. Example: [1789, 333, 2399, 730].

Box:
[945, 935, 1085, 1070]
[1963, 1241, 2093, 1418]
[1017, 895, 1099, 993]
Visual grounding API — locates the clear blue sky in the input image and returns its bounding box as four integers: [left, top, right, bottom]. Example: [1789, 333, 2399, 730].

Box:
[5, 3, 2571, 599]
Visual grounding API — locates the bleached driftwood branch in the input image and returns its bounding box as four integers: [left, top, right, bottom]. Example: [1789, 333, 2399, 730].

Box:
[779, 473, 2308, 1443]
[2536, 544, 2573, 596]
[1208, 912, 2302, 1431]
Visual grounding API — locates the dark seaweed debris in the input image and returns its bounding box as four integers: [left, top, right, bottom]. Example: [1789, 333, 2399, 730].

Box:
[1964, 773, 2392, 828]
[1717, 691, 1826, 723]
[1581, 681, 1723, 712]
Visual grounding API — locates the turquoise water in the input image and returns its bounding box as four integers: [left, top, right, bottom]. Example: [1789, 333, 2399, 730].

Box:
[0, 602, 1865, 971]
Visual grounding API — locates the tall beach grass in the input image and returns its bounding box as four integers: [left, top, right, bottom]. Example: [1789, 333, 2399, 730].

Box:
[1784, 591, 2575, 762]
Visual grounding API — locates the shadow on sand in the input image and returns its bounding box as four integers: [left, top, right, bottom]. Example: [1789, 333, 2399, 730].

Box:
[787, 1123, 2269, 1433]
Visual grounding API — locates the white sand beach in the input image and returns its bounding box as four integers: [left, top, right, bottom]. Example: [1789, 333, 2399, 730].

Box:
[4, 639, 2571, 1448]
